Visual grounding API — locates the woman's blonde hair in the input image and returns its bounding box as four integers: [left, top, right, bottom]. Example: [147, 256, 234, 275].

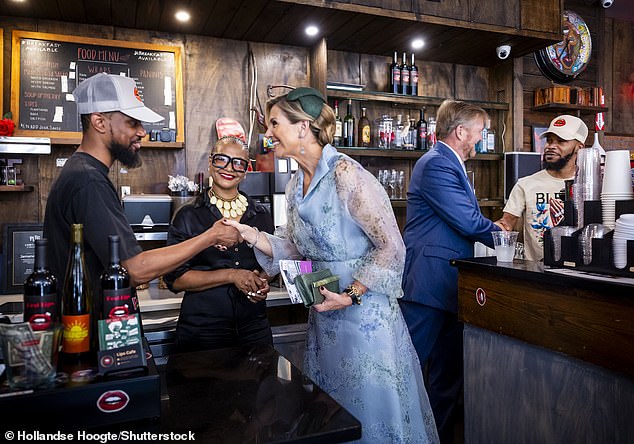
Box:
[266, 94, 336, 147]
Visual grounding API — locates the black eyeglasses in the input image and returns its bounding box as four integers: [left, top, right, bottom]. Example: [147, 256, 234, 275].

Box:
[210, 153, 249, 173]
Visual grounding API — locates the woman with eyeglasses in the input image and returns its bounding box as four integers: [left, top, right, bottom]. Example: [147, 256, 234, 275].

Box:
[224, 88, 439, 443]
[164, 132, 274, 352]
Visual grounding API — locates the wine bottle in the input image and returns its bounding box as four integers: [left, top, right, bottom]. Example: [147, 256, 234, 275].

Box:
[23, 238, 58, 331]
[100, 235, 136, 320]
[390, 51, 400, 94]
[334, 100, 343, 146]
[358, 107, 371, 147]
[410, 53, 419, 96]
[343, 99, 355, 147]
[400, 52, 410, 95]
[61, 224, 93, 357]
[416, 108, 427, 150]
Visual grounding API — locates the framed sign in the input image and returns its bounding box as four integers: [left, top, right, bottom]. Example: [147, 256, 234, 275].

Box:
[532, 126, 548, 154]
[2, 224, 43, 294]
[10, 30, 184, 142]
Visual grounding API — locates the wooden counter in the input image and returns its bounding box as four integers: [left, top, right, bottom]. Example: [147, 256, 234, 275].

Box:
[453, 257, 634, 444]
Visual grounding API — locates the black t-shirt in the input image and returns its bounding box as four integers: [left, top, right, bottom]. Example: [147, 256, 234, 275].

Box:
[164, 190, 274, 323]
[43, 152, 142, 297]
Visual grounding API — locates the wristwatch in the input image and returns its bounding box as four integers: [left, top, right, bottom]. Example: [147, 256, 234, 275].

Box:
[345, 283, 363, 305]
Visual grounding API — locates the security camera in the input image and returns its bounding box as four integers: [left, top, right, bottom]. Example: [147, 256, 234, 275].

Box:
[601, 0, 613, 8]
[496, 45, 511, 60]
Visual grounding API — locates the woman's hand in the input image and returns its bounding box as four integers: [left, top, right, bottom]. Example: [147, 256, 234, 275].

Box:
[233, 269, 269, 303]
[312, 286, 353, 312]
[222, 219, 258, 245]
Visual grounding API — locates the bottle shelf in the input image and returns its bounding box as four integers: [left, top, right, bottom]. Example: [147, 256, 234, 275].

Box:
[339, 147, 503, 161]
[338, 147, 424, 159]
[0, 185, 34, 192]
[532, 103, 608, 115]
[328, 90, 509, 111]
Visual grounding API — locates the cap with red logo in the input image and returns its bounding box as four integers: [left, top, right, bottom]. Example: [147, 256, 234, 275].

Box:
[73, 73, 163, 123]
[540, 114, 588, 144]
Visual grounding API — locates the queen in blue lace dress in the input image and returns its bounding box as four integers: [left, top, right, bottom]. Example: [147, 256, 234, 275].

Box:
[224, 88, 438, 444]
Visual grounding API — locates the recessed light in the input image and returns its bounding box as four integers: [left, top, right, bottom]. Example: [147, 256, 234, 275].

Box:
[411, 39, 425, 50]
[175, 10, 191, 22]
[305, 25, 319, 37]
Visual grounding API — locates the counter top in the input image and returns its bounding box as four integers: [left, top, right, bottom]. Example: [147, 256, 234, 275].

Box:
[162, 344, 361, 443]
[453, 257, 634, 378]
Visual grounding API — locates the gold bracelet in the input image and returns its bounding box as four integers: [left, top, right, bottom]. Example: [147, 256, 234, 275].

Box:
[345, 283, 363, 305]
[246, 226, 259, 248]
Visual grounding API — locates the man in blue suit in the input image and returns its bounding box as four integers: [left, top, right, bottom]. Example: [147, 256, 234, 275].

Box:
[400, 99, 502, 443]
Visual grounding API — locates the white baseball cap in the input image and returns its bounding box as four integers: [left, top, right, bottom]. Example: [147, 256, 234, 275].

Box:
[73, 73, 163, 123]
[540, 115, 588, 144]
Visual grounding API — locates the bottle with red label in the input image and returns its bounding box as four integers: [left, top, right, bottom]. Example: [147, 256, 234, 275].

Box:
[100, 235, 136, 320]
[23, 238, 58, 331]
[61, 224, 93, 357]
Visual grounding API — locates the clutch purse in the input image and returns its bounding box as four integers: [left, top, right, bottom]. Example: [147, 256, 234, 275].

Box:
[294, 269, 339, 307]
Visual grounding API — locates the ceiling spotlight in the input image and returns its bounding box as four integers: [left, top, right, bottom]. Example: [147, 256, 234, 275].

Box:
[175, 10, 191, 22]
[411, 39, 425, 50]
[305, 26, 319, 37]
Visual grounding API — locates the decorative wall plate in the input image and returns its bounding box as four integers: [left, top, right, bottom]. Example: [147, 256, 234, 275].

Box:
[534, 10, 592, 83]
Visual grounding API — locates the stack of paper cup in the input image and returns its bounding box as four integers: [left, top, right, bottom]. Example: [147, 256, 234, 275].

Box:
[613, 214, 634, 269]
[574, 147, 601, 227]
[601, 150, 634, 229]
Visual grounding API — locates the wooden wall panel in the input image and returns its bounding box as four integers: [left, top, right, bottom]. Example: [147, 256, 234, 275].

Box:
[412, 0, 470, 21]
[610, 20, 634, 135]
[469, 0, 519, 28]
[454, 65, 489, 101]
[521, 0, 562, 33]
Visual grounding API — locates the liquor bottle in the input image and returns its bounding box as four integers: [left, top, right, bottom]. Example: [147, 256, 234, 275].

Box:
[409, 53, 419, 96]
[400, 52, 410, 95]
[416, 108, 427, 150]
[390, 51, 400, 94]
[358, 107, 371, 147]
[334, 100, 343, 146]
[23, 238, 58, 331]
[343, 99, 355, 147]
[100, 235, 136, 320]
[408, 117, 417, 150]
[486, 124, 496, 153]
[395, 114, 404, 149]
[427, 116, 437, 148]
[61, 224, 93, 358]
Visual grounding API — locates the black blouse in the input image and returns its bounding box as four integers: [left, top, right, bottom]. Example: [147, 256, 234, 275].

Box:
[164, 190, 275, 319]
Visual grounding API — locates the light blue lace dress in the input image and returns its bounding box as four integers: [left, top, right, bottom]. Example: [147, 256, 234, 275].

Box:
[255, 145, 439, 443]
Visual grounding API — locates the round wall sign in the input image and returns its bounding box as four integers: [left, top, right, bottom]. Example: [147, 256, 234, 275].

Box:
[534, 10, 592, 83]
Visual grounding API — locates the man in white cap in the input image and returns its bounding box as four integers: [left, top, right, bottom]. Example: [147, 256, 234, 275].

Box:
[44, 73, 239, 300]
[496, 114, 588, 261]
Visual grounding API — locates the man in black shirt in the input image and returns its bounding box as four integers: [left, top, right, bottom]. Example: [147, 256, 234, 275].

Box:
[44, 73, 239, 297]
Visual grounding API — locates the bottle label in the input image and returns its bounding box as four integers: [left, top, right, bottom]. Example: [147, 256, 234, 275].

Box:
[335, 121, 343, 138]
[410, 70, 419, 86]
[487, 133, 496, 152]
[401, 69, 410, 84]
[103, 288, 136, 319]
[62, 313, 91, 353]
[362, 125, 371, 144]
[24, 293, 58, 331]
[392, 68, 400, 84]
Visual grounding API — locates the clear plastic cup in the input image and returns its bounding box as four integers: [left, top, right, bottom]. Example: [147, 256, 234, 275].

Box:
[491, 231, 518, 262]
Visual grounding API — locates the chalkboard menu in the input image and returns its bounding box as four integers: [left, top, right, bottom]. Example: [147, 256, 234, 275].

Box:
[10, 31, 184, 142]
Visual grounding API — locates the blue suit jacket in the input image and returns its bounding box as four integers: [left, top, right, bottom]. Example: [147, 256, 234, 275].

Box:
[402, 142, 500, 313]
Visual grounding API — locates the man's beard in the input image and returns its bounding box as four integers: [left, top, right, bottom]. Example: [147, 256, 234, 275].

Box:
[543, 151, 573, 171]
[109, 139, 142, 169]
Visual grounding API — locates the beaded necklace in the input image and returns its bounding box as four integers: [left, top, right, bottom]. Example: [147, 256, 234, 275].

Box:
[208, 189, 248, 218]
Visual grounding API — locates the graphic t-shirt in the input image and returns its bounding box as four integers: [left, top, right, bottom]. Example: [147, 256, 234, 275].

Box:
[504, 169, 571, 261]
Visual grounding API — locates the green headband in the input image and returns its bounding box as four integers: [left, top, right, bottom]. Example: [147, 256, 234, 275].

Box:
[287, 87, 326, 120]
